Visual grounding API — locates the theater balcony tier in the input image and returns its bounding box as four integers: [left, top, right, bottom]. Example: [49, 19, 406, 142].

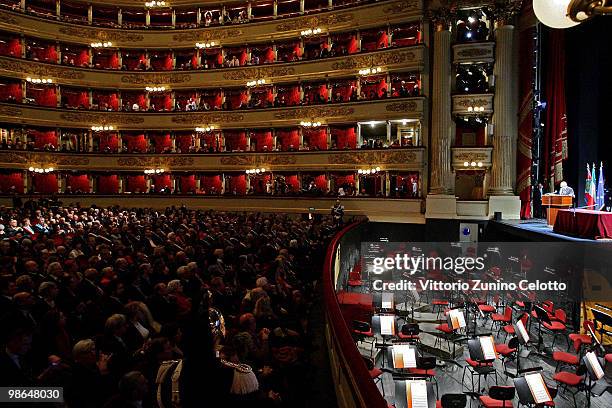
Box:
[452, 41, 495, 64]
[451, 93, 494, 116]
[0, 97, 425, 129]
[451, 146, 493, 170]
[0, 147, 426, 172]
[0, 0, 421, 48]
[0, 47, 425, 88]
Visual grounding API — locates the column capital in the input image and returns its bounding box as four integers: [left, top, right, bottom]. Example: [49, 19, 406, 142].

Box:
[427, 1, 458, 31]
[486, 0, 523, 26]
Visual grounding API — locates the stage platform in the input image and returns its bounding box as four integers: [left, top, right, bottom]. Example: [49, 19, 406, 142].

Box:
[488, 218, 604, 242]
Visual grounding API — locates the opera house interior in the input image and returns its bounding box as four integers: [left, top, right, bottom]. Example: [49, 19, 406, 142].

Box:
[0, 0, 611, 407]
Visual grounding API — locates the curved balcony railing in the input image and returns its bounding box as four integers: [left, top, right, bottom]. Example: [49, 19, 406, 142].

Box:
[0, 0, 421, 48]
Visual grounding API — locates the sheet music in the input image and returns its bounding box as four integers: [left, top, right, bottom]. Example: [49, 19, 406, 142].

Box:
[516, 320, 530, 343]
[407, 380, 428, 408]
[393, 344, 416, 368]
[586, 351, 605, 380]
[380, 315, 395, 336]
[479, 336, 497, 360]
[449, 309, 466, 329]
[382, 293, 394, 309]
[525, 373, 551, 404]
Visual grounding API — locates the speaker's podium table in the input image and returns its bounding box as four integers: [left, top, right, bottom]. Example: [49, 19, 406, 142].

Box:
[542, 194, 572, 226]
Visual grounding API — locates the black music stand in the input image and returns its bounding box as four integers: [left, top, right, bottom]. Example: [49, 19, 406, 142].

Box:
[372, 314, 398, 367]
[582, 352, 606, 408]
[393, 380, 437, 408]
[514, 368, 553, 407]
[465, 337, 498, 393]
[591, 308, 612, 345]
[373, 292, 396, 314]
[387, 343, 418, 372]
[533, 305, 552, 354]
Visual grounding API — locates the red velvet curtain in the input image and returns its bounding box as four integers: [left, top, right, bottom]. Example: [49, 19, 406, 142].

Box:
[93, 92, 119, 110]
[67, 175, 89, 192]
[331, 81, 356, 102]
[151, 133, 172, 153]
[543, 29, 568, 192]
[200, 92, 222, 109]
[98, 175, 119, 194]
[303, 83, 327, 104]
[152, 174, 171, 191]
[175, 134, 194, 152]
[0, 38, 21, 57]
[333, 174, 355, 188]
[0, 83, 22, 101]
[331, 126, 356, 149]
[98, 133, 118, 152]
[151, 53, 173, 70]
[33, 174, 57, 194]
[0, 173, 24, 193]
[30, 130, 58, 149]
[123, 133, 147, 153]
[201, 175, 223, 194]
[276, 129, 299, 150]
[284, 174, 299, 191]
[276, 86, 300, 106]
[228, 90, 248, 109]
[180, 175, 196, 193]
[126, 175, 146, 193]
[224, 131, 247, 151]
[361, 77, 387, 98]
[250, 130, 273, 151]
[92, 51, 119, 69]
[28, 86, 56, 107]
[150, 94, 171, 111]
[228, 175, 246, 194]
[63, 90, 89, 109]
[200, 133, 219, 151]
[313, 174, 327, 191]
[30, 44, 57, 63]
[303, 128, 327, 150]
[123, 53, 146, 70]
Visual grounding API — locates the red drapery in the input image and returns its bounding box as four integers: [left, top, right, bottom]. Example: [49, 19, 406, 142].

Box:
[276, 86, 300, 106]
[331, 126, 356, 149]
[151, 133, 172, 152]
[228, 90, 248, 109]
[284, 174, 299, 191]
[250, 130, 273, 151]
[331, 80, 356, 102]
[123, 53, 146, 70]
[93, 92, 119, 110]
[122, 93, 146, 110]
[303, 83, 327, 104]
[543, 28, 568, 192]
[180, 175, 196, 193]
[123, 133, 147, 153]
[0, 38, 21, 57]
[303, 128, 327, 150]
[30, 130, 58, 149]
[151, 53, 173, 70]
[0, 173, 24, 193]
[227, 175, 246, 194]
[152, 174, 171, 191]
[224, 131, 247, 151]
[361, 77, 387, 99]
[199, 133, 219, 151]
[517, 23, 536, 219]
[63, 90, 89, 109]
[33, 174, 57, 194]
[29, 44, 57, 63]
[98, 175, 119, 194]
[98, 133, 118, 152]
[92, 51, 119, 69]
[200, 92, 222, 109]
[276, 129, 299, 150]
[201, 175, 223, 194]
[67, 175, 89, 192]
[150, 94, 172, 111]
[28, 85, 56, 107]
[0, 82, 22, 101]
[126, 175, 147, 193]
[175, 134, 194, 152]
[250, 174, 271, 193]
[313, 174, 328, 191]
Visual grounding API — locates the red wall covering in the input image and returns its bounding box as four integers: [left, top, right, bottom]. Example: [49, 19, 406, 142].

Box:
[303, 128, 327, 150]
[201, 175, 223, 193]
[227, 174, 246, 194]
[98, 175, 119, 194]
[33, 174, 57, 194]
[123, 133, 147, 153]
[0, 83, 22, 101]
[67, 175, 89, 192]
[180, 175, 196, 193]
[284, 174, 299, 191]
[126, 175, 147, 193]
[27, 86, 56, 107]
[175, 135, 194, 152]
[30, 130, 58, 149]
[0, 38, 21, 57]
[250, 174, 271, 193]
[0, 173, 24, 193]
[151, 133, 172, 152]
[63, 90, 89, 109]
[250, 130, 273, 151]
[331, 126, 357, 149]
[224, 131, 247, 151]
[93, 92, 119, 110]
[152, 174, 171, 191]
[98, 133, 119, 152]
[276, 129, 299, 150]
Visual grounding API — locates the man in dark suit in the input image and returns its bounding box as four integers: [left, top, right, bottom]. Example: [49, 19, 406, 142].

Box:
[533, 182, 545, 219]
[0, 316, 34, 386]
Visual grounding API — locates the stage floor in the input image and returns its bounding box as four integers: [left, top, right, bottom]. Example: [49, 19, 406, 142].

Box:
[490, 218, 603, 242]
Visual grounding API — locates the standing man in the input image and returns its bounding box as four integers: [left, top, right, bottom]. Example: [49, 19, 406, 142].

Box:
[331, 200, 344, 228]
[533, 182, 545, 218]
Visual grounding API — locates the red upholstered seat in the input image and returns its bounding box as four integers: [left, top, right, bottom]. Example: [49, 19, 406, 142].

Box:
[492, 307, 512, 323]
[516, 301, 525, 308]
[543, 321, 566, 331]
[479, 304, 496, 313]
[466, 358, 493, 367]
[478, 396, 515, 408]
[553, 351, 579, 365]
[553, 371, 583, 386]
[495, 343, 516, 356]
[433, 299, 449, 306]
[436, 323, 453, 334]
[398, 333, 420, 340]
[503, 325, 515, 335]
[354, 329, 374, 337]
[605, 354, 612, 363]
[408, 367, 436, 376]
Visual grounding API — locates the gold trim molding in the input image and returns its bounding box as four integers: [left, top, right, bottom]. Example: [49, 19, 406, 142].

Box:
[451, 93, 494, 116]
[451, 146, 493, 169]
[452, 42, 495, 64]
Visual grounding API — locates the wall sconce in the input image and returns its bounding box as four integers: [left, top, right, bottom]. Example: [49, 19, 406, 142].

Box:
[463, 161, 483, 168]
[145, 86, 167, 92]
[91, 42, 112, 48]
[300, 121, 321, 127]
[358, 167, 381, 175]
[91, 125, 114, 131]
[196, 42, 216, 49]
[28, 166, 54, 173]
[534, 0, 612, 29]
[144, 168, 165, 174]
[358, 67, 383, 76]
[195, 126, 214, 132]
[145, 1, 166, 7]
[246, 79, 266, 87]
[26, 77, 53, 84]
[466, 106, 485, 113]
[246, 168, 267, 174]
[301, 27, 323, 36]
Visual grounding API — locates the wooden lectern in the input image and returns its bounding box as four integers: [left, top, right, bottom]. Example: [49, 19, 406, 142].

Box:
[542, 194, 573, 226]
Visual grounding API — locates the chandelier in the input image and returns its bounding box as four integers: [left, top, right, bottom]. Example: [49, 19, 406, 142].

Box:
[533, 0, 612, 28]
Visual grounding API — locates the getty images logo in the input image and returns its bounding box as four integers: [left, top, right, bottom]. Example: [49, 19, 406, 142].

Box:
[371, 253, 486, 275]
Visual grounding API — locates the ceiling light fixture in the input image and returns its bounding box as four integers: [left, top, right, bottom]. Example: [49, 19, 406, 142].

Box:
[533, 0, 612, 28]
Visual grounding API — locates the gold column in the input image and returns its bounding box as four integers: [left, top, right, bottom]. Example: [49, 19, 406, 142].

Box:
[428, 17, 454, 194]
[489, 18, 518, 196]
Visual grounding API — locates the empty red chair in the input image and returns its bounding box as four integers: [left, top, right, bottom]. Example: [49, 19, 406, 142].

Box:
[568, 320, 593, 353]
[479, 385, 515, 407]
[552, 351, 579, 372]
[543, 309, 568, 349]
[502, 312, 528, 341]
[553, 365, 586, 407]
[491, 306, 512, 334]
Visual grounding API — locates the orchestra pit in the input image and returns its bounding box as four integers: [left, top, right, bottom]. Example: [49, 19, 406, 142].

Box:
[0, 0, 611, 407]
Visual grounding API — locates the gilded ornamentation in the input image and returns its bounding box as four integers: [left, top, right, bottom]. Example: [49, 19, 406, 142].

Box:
[328, 150, 418, 165]
[456, 48, 493, 58]
[385, 101, 418, 112]
[455, 152, 489, 162]
[59, 112, 145, 125]
[275, 13, 354, 31]
[219, 155, 297, 166]
[170, 113, 244, 124]
[331, 50, 417, 70]
[485, 0, 523, 24]
[120, 74, 191, 85]
[117, 157, 195, 167]
[0, 58, 85, 80]
[0, 152, 89, 166]
[273, 106, 354, 120]
[0, 105, 23, 117]
[427, 1, 457, 29]
[172, 28, 242, 43]
[0, 152, 28, 164]
[222, 67, 295, 81]
[454, 97, 491, 108]
[383, 0, 420, 14]
[58, 27, 144, 42]
[0, 10, 19, 25]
